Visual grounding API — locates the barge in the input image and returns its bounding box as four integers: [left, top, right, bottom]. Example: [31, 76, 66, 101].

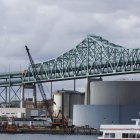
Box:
[0, 126, 98, 135]
[0, 119, 98, 135]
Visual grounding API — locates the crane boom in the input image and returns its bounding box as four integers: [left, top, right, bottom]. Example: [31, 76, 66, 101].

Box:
[25, 46, 53, 121]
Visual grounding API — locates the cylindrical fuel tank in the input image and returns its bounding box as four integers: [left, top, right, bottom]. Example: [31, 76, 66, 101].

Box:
[90, 81, 140, 105]
[53, 90, 84, 119]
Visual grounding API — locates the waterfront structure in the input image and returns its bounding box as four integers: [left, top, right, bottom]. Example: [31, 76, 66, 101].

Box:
[73, 81, 140, 128]
[0, 108, 46, 118]
[73, 104, 140, 128]
[53, 90, 84, 119]
[0, 35, 139, 127]
[0, 97, 47, 118]
[90, 81, 140, 105]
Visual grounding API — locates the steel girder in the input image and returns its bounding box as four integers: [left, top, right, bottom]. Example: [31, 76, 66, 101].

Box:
[0, 86, 21, 106]
[22, 35, 140, 83]
[0, 71, 23, 87]
[0, 35, 140, 87]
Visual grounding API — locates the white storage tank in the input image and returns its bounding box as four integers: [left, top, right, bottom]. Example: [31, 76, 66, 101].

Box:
[53, 90, 84, 119]
[90, 81, 140, 105]
[53, 92, 62, 116]
[73, 80, 140, 128]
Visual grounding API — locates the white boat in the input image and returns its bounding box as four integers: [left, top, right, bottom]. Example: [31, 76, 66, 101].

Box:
[98, 119, 140, 140]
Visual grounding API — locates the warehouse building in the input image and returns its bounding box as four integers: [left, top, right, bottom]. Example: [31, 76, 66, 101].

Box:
[0, 98, 47, 118]
[0, 108, 46, 118]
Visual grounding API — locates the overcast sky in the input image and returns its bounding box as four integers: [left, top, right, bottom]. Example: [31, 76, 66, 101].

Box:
[0, 0, 140, 94]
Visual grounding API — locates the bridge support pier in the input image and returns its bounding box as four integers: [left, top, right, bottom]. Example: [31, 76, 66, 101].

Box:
[33, 84, 37, 108]
[20, 85, 24, 108]
[51, 82, 53, 98]
[20, 84, 37, 108]
[74, 79, 76, 91]
[85, 77, 102, 105]
[85, 77, 90, 104]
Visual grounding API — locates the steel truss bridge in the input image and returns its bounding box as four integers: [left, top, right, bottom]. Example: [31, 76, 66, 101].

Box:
[0, 35, 140, 104]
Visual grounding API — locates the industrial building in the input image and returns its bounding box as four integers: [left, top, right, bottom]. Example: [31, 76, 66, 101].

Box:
[0, 108, 46, 118]
[73, 80, 140, 128]
[89, 81, 140, 105]
[53, 90, 84, 119]
[23, 98, 46, 109]
[1, 79, 140, 129]
[0, 89, 84, 120]
[0, 98, 47, 118]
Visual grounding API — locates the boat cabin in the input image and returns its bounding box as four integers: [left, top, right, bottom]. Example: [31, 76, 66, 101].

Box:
[98, 119, 140, 139]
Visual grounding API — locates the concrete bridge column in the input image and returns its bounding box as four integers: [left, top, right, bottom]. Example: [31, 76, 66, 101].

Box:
[85, 77, 102, 105]
[74, 79, 76, 91]
[51, 82, 53, 98]
[20, 84, 24, 108]
[33, 84, 37, 108]
[85, 77, 90, 104]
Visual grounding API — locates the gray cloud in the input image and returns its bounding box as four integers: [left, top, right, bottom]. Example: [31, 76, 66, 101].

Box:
[0, 0, 140, 91]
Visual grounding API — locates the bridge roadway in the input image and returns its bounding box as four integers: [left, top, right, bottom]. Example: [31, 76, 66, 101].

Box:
[0, 35, 140, 87]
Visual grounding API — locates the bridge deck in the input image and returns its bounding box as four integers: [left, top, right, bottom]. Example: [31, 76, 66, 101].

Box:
[0, 35, 140, 87]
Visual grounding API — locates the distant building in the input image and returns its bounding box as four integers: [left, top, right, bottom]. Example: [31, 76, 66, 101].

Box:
[0, 108, 46, 118]
[23, 98, 46, 109]
[0, 100, 20, 108]
[0, 98, 47, 118]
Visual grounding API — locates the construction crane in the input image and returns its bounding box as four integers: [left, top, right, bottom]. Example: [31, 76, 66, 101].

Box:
[25, 46, 68, 128]
[25, 46, 54, 121]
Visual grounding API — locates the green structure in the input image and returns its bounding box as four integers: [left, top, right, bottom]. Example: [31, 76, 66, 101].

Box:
[22, 35, 140, 83]
[0, 35, 140, 104]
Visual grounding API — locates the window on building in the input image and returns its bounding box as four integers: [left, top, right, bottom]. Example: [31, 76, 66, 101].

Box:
[110, 133, 115, 138]
[122, 133, 128, 138]
[105, 133, 109, 138]
[130, 133, 136, 138]
[137, 134, 140, 138]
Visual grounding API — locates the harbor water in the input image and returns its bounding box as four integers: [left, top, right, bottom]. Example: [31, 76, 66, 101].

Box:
[0, 134, 98, 140]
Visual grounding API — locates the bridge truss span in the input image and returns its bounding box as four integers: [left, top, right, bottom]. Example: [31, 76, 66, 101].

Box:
[0, 35, 139, 104]
[23, 35, 140, 83]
